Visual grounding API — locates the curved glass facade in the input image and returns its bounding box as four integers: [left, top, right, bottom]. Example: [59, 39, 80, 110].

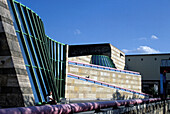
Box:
[7, 0, 66, 103]
[91, 55, 115, 68]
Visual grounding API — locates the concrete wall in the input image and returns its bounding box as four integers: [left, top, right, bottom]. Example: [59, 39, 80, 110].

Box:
[65, 64, 142, 100]
[126, 54, 170, 95]
[0, 0, 34, 108]
[126, 54, 170, 80]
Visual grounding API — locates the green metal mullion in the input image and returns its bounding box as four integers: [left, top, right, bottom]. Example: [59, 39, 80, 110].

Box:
[95, 55, 99, 65]
[106, 57, 110, 67]
[56, 43, 59, 97]
[19, 5, 47, 98]
[40, 20, 46, 42]
[59, 44, 62, 97]
[35, 18, 57, 96]
[53, 42, 56, 77]
[32, 14, 50, 73]
[61, 45, 66, 97]
[11, 0, 43, 102]
[103, 56, 107, 67]
[36, 19, 54, 76]
[25, 8, 51, 95]
[51, 41, 54, 71]
[37, 19, 45, 43]
[28, 13, 48, 69]
[31, 12, 59, 101]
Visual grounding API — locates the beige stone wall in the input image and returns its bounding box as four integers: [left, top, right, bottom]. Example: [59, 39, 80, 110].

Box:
[65, 75, 144, 100]
[68, 44, 125, 70]
[110, 44, 125, 70]
[68, 55, 92, 64]
[68, 64, 141, 92]
[66, 64, 143, 100]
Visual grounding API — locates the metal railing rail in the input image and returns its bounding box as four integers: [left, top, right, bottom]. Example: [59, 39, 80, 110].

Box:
[68, 61, 140, 75]
[68, 73, 151, 97]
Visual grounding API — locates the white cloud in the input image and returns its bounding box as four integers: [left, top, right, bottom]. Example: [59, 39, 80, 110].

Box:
[74, 29, 81, 35]
[151, 35, 158, 39]
[122, 46, 160, 54]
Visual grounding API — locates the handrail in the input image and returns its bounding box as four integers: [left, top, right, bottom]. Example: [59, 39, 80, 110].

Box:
[68, 61, 140, 75]
[67, 73, 151, 97]
[0, 98, 162, 114]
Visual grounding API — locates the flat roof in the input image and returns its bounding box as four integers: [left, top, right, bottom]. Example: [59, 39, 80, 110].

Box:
[126, 53, 170, 57]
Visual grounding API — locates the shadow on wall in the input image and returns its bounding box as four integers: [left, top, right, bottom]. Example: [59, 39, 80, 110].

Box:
[111, 90, 147, 100]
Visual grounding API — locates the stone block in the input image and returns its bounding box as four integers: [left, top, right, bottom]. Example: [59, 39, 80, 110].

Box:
[7, 39, 21, 52]
[20, 87, 33, 94]
[6, 94, 24, 107]
[69, 67, 79, 72]
[0, 86, 21, 94]
[0, 56, 14, 68]
[0, 68, 16, 74]
[15, 68, 27, 75]
[1, 21, 16, 36]
[22, 94, 35, 107]
[7, 76, 19, 87]
[0, 0, 8, 7]
[0, 74, 7, 86]
[12, 56, 25, 69]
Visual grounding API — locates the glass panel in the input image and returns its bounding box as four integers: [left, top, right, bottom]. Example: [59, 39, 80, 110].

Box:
[16, 32, 29, 65]
[60, 45, 63, 61]
[33, 68, 45, 102]
[7, 0, 19, 30]
[32, 38, 43, 68]
[30, 37, 41, 67]
[14, 3, 26, 33]
[23, 35, 35, 66]
[21, 6, 32, 35]
[39, 69, 48, 95]
[27, 10, 37, 38]
[26, 66, 39, 103]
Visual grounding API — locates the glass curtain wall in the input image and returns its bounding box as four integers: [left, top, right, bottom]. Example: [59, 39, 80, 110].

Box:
[7, 0, 66, 103]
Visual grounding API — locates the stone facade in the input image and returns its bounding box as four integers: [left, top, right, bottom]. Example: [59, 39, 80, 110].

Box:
[68, 64, 141, 92]
[65, 64, 142, 100]
[0, 0, 34, 108]
[110, 44, 125, 70]
[68, 55, 92, 64]
[65, 76, 144, 101]
[68, 43, 125, 70]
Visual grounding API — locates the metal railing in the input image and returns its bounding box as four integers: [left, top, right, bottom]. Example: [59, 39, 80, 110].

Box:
[68, 61, 140, 75]
[68, 73, 151, 97]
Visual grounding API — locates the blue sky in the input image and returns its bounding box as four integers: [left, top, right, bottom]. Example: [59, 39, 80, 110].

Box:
[18, 0, 170, 54]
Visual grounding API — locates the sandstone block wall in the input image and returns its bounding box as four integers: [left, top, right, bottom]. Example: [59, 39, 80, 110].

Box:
[68, 55, 92, 64]
[68, 64, 141, 92]
[65, 64, 143, 100]
[68, 43, 126, 70]
[65, 75, 144, 100]
[110, 44, 125, 70]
